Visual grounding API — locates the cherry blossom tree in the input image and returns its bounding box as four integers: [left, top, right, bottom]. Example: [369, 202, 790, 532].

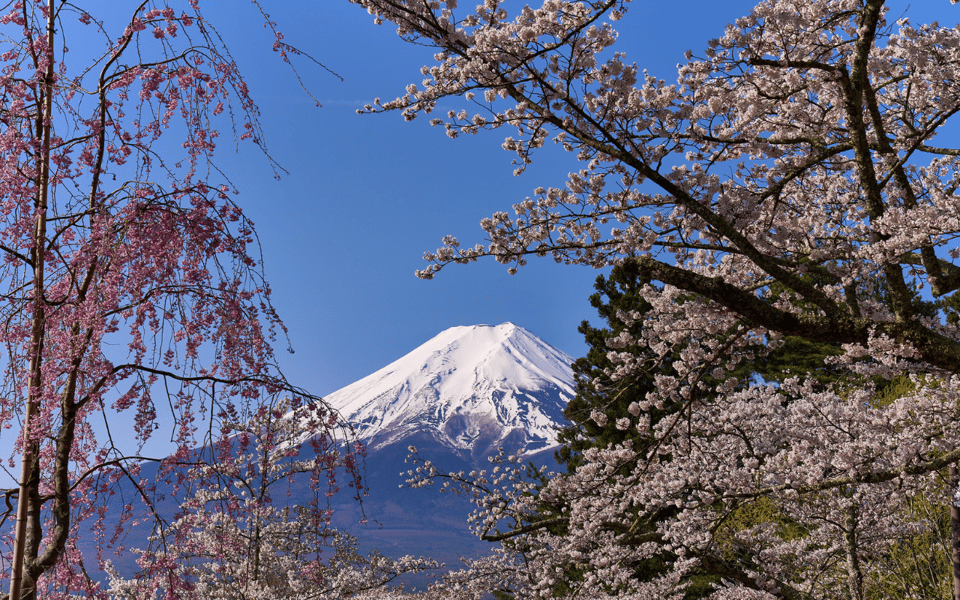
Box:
[104, 398, 436, 600]
[352, 0, 960, 598]
[0, 1, 358, 598]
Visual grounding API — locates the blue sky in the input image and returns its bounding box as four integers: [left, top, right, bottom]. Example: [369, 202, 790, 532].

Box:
[199, 0, 960, 398]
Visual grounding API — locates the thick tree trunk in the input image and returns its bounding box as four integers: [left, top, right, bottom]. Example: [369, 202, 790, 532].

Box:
[843, 504, 863, 600]
[9, 1, 54, 597]
[950, 464, 960, 600]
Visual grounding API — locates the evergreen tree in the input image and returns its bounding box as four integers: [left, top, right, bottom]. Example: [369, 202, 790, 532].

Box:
[557, 262, 860, 476]
[555, 262, 658, 472]
[552, 264, 718, 597]
[551, 264, 849, 598]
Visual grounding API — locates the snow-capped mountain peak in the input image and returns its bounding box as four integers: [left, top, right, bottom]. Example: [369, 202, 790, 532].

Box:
[322, 323, 576, 457]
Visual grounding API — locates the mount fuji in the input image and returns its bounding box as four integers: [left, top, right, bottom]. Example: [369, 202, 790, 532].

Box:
[323, 322, 575, 463]
[324, 323, 576, 573]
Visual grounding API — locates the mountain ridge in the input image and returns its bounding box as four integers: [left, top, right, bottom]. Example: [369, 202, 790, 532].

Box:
[321, 322, 577, 585]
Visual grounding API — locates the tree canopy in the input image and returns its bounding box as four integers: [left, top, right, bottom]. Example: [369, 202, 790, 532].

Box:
[355, 0, 960, 598]
[0, 2, 361, 598]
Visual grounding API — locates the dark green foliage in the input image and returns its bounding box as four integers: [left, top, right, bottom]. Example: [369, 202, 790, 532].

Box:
[551, 264, 713, 596]
[555, 262, 752, 470]
[549, 263, 849, 598]
[555, 261, 658, 472]
[938, 290, 960, 326]
[751, 335, 844, 387]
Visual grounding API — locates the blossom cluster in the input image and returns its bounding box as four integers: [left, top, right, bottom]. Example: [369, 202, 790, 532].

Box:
[106, 400, 437, 599]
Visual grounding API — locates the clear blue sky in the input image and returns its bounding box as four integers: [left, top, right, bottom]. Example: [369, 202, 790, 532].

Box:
[198, 0, 959, 398]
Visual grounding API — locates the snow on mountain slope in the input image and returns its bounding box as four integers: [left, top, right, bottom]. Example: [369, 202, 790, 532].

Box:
[320, 323, 576, 456]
